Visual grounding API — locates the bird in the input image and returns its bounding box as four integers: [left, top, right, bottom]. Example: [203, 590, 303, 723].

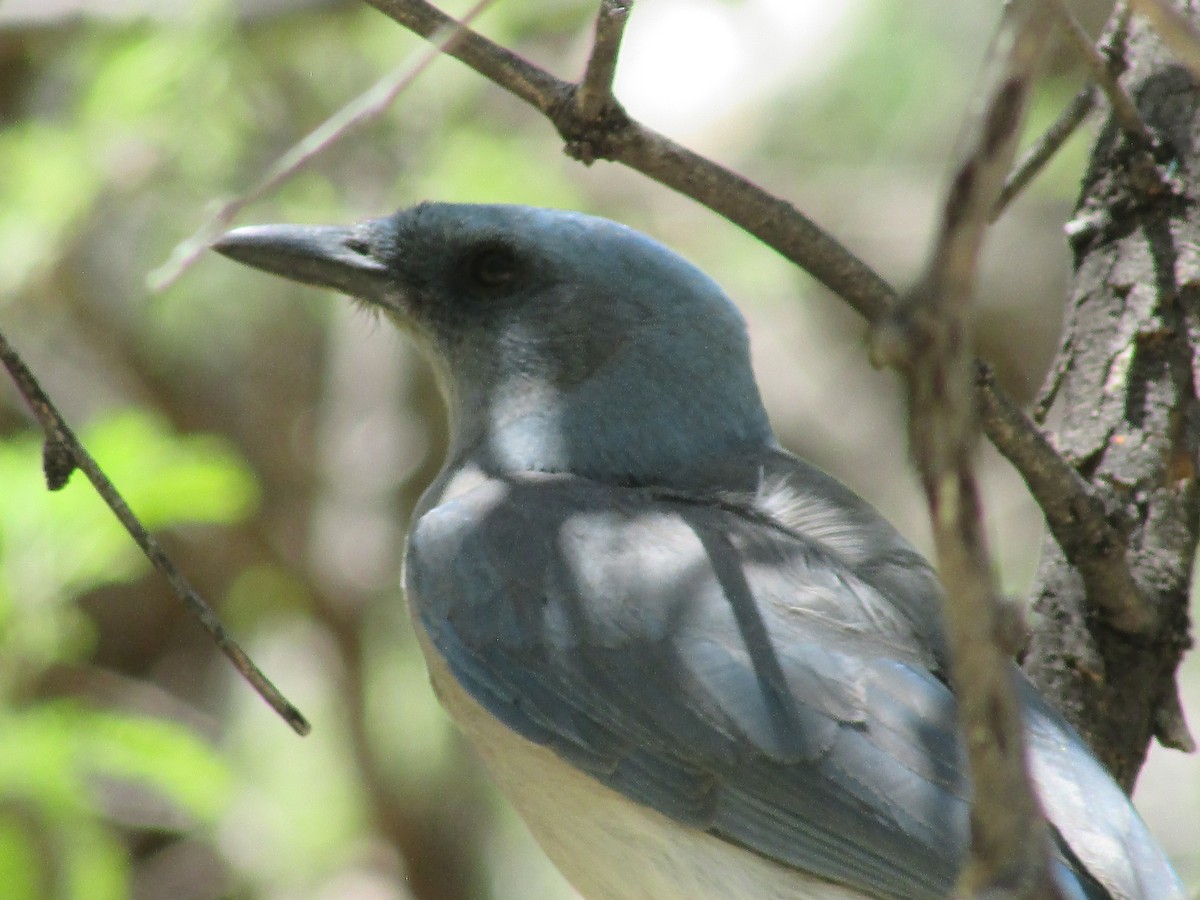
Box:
[213, 202, 1186, 900]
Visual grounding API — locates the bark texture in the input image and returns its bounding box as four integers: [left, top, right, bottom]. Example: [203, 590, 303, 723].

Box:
[1022, 10, 1200, 792]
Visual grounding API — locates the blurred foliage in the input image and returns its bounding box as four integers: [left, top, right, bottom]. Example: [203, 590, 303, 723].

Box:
[0, 411, 248, 898]
[0, 1, 1194, 899]
[0, 412, 256, 680]
[0, 702, 231, 900]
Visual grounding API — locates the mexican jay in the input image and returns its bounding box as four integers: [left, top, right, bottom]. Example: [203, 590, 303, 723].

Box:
[214, 202, 1186, 899]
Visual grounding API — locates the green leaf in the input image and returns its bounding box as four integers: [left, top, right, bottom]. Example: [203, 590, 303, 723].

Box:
[82, 708, 232, 823]
[83, 409, 260, 528]
[0, 408, 258, 608]
[0, 704, 90, 819]
[0, 702, 230, 824]
[0, 408, 258, 686]
[0, 812, 47, 900]
[0, 123, 98, 296]
[60, 822, 130, 900]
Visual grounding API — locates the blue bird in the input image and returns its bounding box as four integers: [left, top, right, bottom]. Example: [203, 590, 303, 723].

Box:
[214, 203, 1185, 899]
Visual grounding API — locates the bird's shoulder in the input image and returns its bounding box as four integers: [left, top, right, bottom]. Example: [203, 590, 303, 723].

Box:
[405, 463, 964, 792]
[411, 450, 948, 664]
[407, 458, 942, 669]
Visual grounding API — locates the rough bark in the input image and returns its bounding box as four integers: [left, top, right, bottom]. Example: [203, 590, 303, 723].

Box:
[1022, 10, 1200, 791]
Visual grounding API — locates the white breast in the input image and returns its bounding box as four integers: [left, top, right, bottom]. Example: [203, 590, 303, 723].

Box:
[415, 628, 870, 900]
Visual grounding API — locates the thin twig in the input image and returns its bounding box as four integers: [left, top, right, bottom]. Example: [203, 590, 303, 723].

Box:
[1129, 0, 1200, 78]
[0, 328, 311, 736]
[875, 3, 1066, 894]
[1050, 0, 1155, 148]
[994, 4, 1132, 219]
[147, 0, 496, 293]
[1031, 330, 1072, 424]
[992, 84, 1096, 219]
[576, 0, 632, 123]
[364, 0, 897, 322]
[975, 364, 1152, 633]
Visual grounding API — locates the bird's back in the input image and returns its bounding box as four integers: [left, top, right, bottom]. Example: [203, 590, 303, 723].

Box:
[405, 453, 1183, 899]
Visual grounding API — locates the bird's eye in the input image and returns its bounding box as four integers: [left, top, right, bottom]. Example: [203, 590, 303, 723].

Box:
[466, 244, 520, 289]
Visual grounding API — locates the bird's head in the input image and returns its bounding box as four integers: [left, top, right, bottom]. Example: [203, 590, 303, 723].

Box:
[214, 202, 774, 483]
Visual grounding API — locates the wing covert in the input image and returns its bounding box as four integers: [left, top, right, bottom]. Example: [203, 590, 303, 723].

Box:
[407, 469, 1181, 899]
[408, 472, 971, 898]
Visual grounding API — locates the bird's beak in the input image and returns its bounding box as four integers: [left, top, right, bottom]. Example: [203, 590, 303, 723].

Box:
[211, 224, 392, 307]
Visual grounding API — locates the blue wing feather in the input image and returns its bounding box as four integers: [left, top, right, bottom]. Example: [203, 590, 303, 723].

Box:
[408, 465, 1183, 900]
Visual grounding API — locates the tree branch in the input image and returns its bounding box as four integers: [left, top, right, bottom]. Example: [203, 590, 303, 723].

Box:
[0, 328, 311, 736]
[575, 0, 632, 127]
[993, 84, 1096, 219]
[976, 364, 1152, 633]
[1021, 4, 1199, 788]
[362, 0, 897, 322]
[1051, 0, 1155, 149]
[996, 3, 1135, 219]
[872, 4, 1064, 893]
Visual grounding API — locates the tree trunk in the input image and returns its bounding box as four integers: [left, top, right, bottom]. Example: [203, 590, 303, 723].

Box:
[1022, 8, 1200, 791]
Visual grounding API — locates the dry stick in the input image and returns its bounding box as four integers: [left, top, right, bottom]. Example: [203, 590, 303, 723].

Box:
[992, 84, 1096, 219]
[1050, 0, 1155, 148]
[365, 0, 1158, 637]
[364, 0, 898, 322]
[0, 329, 312, 736]
[1129, 0, 1200, 77]
[147, 0, 496, 294]
[975, 365, 1151, 633]
[873, 3, 1066, 895]
[575, 0, 632, 126]
[993, 4, 1131, 219]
